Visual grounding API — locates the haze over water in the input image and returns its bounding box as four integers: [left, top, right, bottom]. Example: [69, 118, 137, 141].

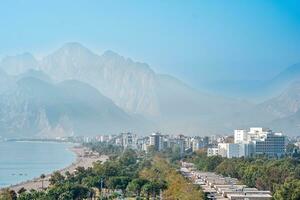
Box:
[0, 141, 76, 188]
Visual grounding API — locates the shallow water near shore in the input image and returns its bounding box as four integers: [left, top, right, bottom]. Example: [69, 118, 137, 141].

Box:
[0, 141, 76, 188]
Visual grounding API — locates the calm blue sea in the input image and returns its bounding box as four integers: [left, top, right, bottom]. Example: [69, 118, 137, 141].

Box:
[0, 141, 76, 188]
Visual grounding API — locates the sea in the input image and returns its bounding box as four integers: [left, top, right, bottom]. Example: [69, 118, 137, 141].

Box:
[0, 141, 76, 188]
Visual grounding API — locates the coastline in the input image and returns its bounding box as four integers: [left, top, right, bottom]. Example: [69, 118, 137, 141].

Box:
[6, 145, 108, 192]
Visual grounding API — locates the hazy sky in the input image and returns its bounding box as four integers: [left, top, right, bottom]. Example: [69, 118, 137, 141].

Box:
[0, 0, 300, 86]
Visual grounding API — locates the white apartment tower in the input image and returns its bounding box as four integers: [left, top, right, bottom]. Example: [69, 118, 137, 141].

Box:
[234, 129, 248, 143]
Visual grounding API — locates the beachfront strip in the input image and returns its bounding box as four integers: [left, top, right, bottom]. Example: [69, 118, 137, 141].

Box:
[180, 162, 272, 200]
[8, 146, 108, 192]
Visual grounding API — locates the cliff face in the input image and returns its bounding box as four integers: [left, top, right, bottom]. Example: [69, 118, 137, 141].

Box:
[0, 74, 139, 138]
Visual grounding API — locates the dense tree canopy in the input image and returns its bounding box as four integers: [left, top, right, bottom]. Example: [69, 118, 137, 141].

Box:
[188, 150, 300, 199]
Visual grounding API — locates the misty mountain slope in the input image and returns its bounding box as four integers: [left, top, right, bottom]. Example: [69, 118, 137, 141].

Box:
[40, 43, 160, 117]
[0, 52, 38, 75]
[153, 74, 271, 133]
[40, 43, 269, 133]
[0, 75, 142, 138]
[0, 69, 15, 94]
[270, 63, 300, 87]
[40, 43, 100, 82]
[7, 43, 300, 135]
[1, 43, 250, 119]
[258, 81, 300, 119]
[0, 42, 278, 135]
[267, 111, 300, 135]
[16, 69, 53, 83]
[203, 63, 300, 101]
[201, 80, 265, 99]
[40, 43, 254, 114]
[155, 74, 236, 117]
[0, 77, 61, 138]
[256, 63, 300, 99]
[247, 79, 300, 135]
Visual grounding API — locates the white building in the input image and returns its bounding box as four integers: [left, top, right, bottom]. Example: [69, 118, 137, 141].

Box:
[233, 127, 287, 157]
[248, 127, 271, 141]
[217, 143, 252, 158]
[100, 135, 109, 142]
[218, 143, 228, 157]
[207, 147, 219, 156]
[184, 137, 191, 150]
[234, 129, 248, 143]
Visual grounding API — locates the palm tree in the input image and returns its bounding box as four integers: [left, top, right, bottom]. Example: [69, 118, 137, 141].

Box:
[40, 174, 46, 189]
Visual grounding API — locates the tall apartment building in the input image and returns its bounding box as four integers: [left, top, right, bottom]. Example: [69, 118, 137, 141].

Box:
[234, 129, 248, 143]
[149, 132, 163, 151]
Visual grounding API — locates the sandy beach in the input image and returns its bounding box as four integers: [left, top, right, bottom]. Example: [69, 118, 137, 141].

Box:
[7, 145, 108, 192]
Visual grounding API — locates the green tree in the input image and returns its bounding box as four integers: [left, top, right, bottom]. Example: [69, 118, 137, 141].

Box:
[58, 191, 73, 200]
[107, 176, 131, 196]
[49, 171, 65, 185]
[119, 149, 137, 166]
[206, 156, 223, 171]
[142, 182, 153, 200]
[18, 190, 48, 200]
[274, 179, 300, 200]
[141, 180, 167, 200]
[127, 178, 148, 198]
[69, 184, 90, 200]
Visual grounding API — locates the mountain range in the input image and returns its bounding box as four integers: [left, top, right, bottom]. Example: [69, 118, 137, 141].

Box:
[1, 42, 300, 137]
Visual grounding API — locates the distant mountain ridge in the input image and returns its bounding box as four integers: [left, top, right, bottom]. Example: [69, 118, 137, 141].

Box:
[40, 43, 160, 117]
[1, 42, 300, 136]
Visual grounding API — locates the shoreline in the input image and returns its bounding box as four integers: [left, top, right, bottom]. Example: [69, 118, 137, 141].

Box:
[5, 145, 108, 192]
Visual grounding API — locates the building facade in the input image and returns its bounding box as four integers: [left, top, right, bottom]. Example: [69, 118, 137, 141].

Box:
[149, 132, 163, 151]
